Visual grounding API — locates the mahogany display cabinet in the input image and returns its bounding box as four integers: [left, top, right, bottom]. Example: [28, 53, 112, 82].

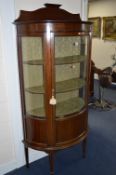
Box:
[14, 4, 92, 175]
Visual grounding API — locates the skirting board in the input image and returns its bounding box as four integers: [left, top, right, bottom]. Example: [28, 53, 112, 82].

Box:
[0, 150, 46, 175]
[0, 160, 18, 175]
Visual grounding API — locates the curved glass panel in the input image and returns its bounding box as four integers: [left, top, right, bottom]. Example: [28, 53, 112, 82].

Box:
[54, 35, 89, 118]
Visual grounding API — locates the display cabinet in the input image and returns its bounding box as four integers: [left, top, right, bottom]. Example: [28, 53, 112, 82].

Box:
[14, 4, 92, 175]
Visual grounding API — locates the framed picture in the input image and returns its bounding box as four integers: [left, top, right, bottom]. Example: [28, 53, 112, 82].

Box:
[88, 17, 101, 38]
[103, 16, 116, 40]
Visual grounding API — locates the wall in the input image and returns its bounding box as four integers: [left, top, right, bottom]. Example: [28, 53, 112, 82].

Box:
[0, 18, 16, 174]
[0, 0, 88, 174]
[15, 0, 88, 19]
[88, 0, 116, 69]
[0, 1, 20, 174]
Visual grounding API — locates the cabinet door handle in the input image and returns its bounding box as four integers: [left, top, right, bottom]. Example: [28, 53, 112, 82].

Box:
[49, 96, 57, 105]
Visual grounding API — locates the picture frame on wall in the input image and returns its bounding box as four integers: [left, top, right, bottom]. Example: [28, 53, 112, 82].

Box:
[103, 16, 116, 40]
[88, 17, 101, 38]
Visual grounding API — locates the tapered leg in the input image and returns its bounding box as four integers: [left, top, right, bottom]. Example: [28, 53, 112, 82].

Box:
[49, 151, 55, 175]
[24, 147, 29, 168]
[82, 138, 87, 158]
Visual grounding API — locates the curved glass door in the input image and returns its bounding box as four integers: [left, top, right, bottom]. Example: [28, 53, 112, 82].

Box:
[54, 35, 89, 118]
[21, 36, 45, 118]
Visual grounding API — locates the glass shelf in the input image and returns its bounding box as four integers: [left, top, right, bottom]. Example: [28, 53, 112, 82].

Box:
[55, 55, 86, 65]
[56, 78, 85, 93]
[23, 59, 43, 65]
[56, 97, 84, 117]
[25, 78, 85, 94]
[27, 97, 84, 118]
[23, 55, 86, 65]
[27, 107, 45, 118]
[25, 85, 44, 94]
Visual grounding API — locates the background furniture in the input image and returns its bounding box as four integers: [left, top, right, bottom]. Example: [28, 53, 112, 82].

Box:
[90, 61, 116, 110]
[90, 60, 102, 97]
[112, 71, 116, 83]
[14, 4, 92, 175]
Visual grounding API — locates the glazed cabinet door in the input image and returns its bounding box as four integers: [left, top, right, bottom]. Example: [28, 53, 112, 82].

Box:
[53, 34, 90, 118]
[51, 33, 90, 145]
[19, 34, 50, 146]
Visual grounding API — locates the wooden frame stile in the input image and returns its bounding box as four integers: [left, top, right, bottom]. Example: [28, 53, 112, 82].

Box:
[82, 31, 92, 157]
[43, 29, 55, 174]
[88, 30, 93, 98]
[49, 31, 56, 175]
[43, 28, 54, 148]
[16, 32, 29, 167]
[85, 31, 92, 105]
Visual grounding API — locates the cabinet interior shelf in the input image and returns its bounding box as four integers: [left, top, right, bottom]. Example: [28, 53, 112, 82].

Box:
[23, 55, 86, 65]
[25, 78, 85, 94]
[27, 97, 85, 118]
